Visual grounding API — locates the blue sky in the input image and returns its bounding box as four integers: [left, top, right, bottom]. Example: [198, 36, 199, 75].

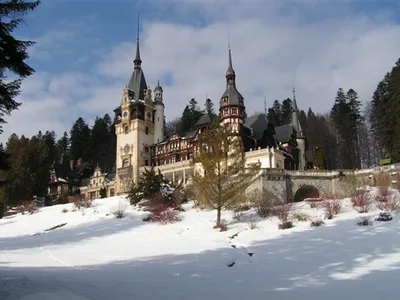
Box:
[3, 0, 400, 142]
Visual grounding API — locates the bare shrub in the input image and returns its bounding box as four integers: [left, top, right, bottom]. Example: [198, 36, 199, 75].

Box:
[375, 172, 390, 188]
[61, 208, 68, 213]
[351, 189, 373, 213]
[71, 194, 93, 210]
[111, 201, 128, 219]
[252, 189, 276, 218]
[214, 221, 228, 232]
[305, 198, 323, 208]
[310, 219, 325, 227]
[248, 220, 258, 230]
[278, 221, 293, 229]
[18, 201, 38, 215]
[375, 187, 400, 213]
[271, 201, 293, 229]
[293, 212, 309, 222]
[322, 199, 342, 219]
[357, 217, 372, 226]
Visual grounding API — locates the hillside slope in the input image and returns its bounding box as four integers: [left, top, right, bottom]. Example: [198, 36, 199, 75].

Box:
[0, 196, 399, 300]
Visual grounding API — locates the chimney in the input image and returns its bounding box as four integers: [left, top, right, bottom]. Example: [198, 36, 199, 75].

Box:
[77, 158, 82, 165]
[70, 160, 75, 171]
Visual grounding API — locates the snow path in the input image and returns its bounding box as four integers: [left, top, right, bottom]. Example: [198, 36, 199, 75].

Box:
[1, 196, 400, 299]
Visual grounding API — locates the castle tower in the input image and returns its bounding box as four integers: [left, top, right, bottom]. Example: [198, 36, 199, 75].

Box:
[153, 80, 165, 144]
[219, 44, 245, 135]
[114, 14, 155, 193]
[291, 87, 306, 170]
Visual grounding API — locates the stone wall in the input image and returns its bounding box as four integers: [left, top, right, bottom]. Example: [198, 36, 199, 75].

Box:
[258, 163, 400, 202]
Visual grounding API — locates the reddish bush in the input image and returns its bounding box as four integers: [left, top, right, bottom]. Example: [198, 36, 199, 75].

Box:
[149, 193, 181, 224]
[375, 195, 399, 213]
[351, 190, 372, 213]
[151, 205, 180, 224]
[322, 199, 342, 219]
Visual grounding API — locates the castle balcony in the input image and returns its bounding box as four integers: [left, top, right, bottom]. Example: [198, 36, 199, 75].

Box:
[117, 166, 133, 178]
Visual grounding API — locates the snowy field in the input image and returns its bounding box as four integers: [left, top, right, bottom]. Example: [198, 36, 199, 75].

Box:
[1, 195, 400, 300]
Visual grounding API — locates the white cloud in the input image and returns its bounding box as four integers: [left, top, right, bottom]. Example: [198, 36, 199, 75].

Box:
[2, 2, 400, 143]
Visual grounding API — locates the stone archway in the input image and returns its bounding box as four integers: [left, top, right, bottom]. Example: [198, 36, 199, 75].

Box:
[293, 185, 320, 202]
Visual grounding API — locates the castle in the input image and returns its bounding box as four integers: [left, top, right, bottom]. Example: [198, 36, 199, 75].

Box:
[48, 21, 312, 200]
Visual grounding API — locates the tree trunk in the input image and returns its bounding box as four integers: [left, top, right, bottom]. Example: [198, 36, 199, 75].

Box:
[216, 207, 222, 226]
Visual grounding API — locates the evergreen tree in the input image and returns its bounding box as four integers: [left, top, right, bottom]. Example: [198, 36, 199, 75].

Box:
[204, 98, 215, 116]
[267, 100, 282, 126]
[191, 121, 261, 226]
[281, 98, 293, 125]
[0, 0, 40, 175]
[69, 117, 91, 161]
[180, 105, 192, 133]
[56, 131, 69, 158]
[188, 98, 203, 125]
[0, 0, 40, 132]
[87, 114, 114, 172]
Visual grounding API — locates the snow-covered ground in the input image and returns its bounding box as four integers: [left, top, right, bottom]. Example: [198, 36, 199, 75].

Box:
[1, 195, 400, 300]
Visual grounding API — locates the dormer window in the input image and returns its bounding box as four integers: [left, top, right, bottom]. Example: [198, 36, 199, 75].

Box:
[223, 97, 228, 105]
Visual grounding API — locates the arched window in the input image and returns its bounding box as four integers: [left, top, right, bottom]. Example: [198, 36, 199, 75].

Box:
[122, 159, 129, 168]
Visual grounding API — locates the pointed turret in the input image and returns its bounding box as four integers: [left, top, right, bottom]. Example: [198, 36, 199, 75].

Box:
[219, 41, 245, 134]
[127, 12, 147, 101]
[134, 14, 142, 70]
[219, 43, 244, 108]
[291, 87, 304, 139]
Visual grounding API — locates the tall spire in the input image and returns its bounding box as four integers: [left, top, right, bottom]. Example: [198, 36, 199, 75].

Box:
[292, 85, 299, 112]
[134, 11, 142, 69]
[226, 38, 236, 88]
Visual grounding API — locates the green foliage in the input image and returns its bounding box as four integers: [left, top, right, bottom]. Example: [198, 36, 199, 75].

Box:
[191, 121, 261, 226]
[0, 0, 41, 133]
[127, 166, 168, 205]
[180, 98, 203, 133]
[370, 58, 400, 162]
[70, 117, 91, 161]
[330, 88, 363, 169]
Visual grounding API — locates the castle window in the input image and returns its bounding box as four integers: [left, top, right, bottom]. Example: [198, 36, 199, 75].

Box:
[124, 126, 129, 134]
[224, 108, 228, 115]
[144, 146, 149, 153]
[158, 117, 160, 122]
[232, 108, 237, 114]
[147, 112, 151, 119]
[145, 126, 149, 135]
[145, 159, 149, 166]
[122, 159, 129, 168]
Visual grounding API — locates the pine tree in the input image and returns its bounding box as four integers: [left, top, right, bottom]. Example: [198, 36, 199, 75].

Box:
[191, 122, 261, 226]
[0, 0, 41, 132]
[127, 166, 168, 205]
[69, 117, 91, 161]
[204, 98, 215, 116]
[56, 131, 69, 158]
[267, 100, 282, 126]
[180, 105, 192, 133]
[281, 98, 293, 125]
